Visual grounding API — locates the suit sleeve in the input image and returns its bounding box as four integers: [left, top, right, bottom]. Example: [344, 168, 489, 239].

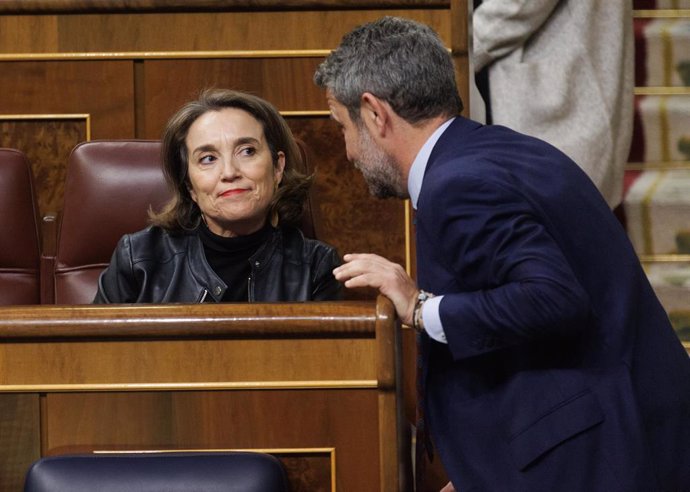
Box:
[423, 173, 591, 360]
[473, 0, 561, 72]
[92, 235, 139, 304]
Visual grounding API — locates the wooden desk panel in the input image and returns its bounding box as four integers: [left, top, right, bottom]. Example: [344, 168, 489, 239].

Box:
[43, 390, 377, 491]
[0, 394, 40, 491]
[140, 57, 328, 139]
[0, 338, 375, 389]
[0, 61, 134, 139]
[0, 298, 405, 491]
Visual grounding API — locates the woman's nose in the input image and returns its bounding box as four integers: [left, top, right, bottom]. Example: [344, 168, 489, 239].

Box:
[220, 158, 240, 180]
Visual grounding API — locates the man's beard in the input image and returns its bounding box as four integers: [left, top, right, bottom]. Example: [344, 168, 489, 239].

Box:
[354, 126, 407, 199]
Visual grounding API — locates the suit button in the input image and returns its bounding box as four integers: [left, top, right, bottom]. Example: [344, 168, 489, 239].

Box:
[214, 286, 222, 296]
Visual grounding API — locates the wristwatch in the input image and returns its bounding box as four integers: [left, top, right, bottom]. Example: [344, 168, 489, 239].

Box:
[412, 290, 434, 333]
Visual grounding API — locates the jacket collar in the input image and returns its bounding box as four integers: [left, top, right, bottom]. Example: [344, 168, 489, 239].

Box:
[426, 116, 483, 170]
[408, 117, 455, 210]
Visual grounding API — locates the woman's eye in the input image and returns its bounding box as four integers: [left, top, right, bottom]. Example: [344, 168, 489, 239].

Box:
[199, 155, 216, 164]
[239, 146, 256, 157]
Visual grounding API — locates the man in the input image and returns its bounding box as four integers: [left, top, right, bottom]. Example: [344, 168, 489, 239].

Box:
[314, 16, 690, 491]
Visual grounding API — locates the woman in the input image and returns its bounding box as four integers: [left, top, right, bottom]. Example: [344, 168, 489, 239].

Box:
[94, 89, 342, 303]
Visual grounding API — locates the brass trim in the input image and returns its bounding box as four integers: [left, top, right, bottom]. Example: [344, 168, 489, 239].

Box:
[0, 113, 92, 140]
[0, 113, 89, 119]
[402, 200, 414, 331]
[332, 447, 337, 491]
[94, 447, 335, 455]
[0, 379, 378, 393]
[281, 111, 330, 117]
[627, 161, 690, 170]
[635, 87, 690, 95]
[640, 254, 690, 263]
[0, 50, 331, 62]
[634, 9, 690, 18]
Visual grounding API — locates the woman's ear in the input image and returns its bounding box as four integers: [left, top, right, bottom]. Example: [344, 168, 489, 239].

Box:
[275, 151, 286, 184]
[187, 184, 198, 204]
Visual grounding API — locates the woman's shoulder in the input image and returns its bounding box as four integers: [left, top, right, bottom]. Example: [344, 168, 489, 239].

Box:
[123, 224, 176, 244]
[278, 226, 340, 258]
[119, 225, 198, 260]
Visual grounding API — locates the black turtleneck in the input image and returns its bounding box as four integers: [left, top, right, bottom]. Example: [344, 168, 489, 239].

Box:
[198, 222, 272, 301]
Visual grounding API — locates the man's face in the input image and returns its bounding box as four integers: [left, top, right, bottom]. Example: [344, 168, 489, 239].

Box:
[327, 92, 406, 199]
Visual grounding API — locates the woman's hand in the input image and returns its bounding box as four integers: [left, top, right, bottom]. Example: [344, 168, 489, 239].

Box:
[333, 253, 418, 325]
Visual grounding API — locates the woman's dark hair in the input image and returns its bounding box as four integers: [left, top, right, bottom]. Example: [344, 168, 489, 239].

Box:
[150, 88, 313, 232]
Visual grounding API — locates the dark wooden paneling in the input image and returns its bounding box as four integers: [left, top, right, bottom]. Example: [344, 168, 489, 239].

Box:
[276, 452, 332, 492]
[0, 60, 134, 218]
[288, 117, 407, 300]
[55, 10, 449, 52]
[140, 58, 326, 139]
[0, 119, 86, 218]
[0, 394, 41, 491]
[43, 390, 376, 490]
[0, 61, 134, 139]
[172, 390, 375, 491]
[0, 16, 57, 53]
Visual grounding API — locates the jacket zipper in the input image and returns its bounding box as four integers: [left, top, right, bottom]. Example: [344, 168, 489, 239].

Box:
[198, 289, 208, 303]
[247, 276, 253, 301]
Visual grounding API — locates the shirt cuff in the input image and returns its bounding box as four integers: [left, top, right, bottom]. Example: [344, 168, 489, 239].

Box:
[422, 295, 447, 344]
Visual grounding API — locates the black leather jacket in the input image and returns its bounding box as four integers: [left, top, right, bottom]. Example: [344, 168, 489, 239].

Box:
[93, 225, 342, 303]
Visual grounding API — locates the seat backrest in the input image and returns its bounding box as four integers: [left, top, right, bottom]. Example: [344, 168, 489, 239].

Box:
[0, 148, 41, 305]
[53, 140, 171, 304]
[24, 452, 290, 492]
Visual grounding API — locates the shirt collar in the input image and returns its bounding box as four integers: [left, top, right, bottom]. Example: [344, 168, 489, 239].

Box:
[408, 117, 455, 209]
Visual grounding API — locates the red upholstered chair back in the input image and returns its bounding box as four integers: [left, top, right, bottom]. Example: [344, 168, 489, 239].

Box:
[53, 140, 171, 304]
[0, 149, 41, 305]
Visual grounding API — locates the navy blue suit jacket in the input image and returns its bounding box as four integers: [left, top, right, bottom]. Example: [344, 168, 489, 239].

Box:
[415, 117, 690, 491]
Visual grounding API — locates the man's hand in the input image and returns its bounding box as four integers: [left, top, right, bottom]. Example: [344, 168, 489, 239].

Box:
[333, 253, 418, 325]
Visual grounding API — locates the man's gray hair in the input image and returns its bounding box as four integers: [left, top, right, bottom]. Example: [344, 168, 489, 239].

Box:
[314, 16, 463, 124]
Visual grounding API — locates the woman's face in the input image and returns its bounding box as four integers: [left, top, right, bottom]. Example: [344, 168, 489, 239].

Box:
[186, 108, 285, 237]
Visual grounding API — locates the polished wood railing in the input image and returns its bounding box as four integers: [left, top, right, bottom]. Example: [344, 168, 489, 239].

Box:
[0, 0, 449, 13]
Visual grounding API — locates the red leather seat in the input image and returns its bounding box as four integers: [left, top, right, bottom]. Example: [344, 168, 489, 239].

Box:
[49, 140, 171, 304]
[0, 148, 41, 305]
